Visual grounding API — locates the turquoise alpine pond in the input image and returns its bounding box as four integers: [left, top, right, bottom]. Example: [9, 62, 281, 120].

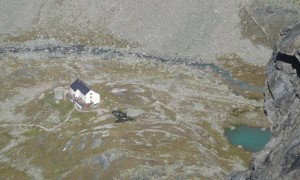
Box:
[225, 125, 272, 152]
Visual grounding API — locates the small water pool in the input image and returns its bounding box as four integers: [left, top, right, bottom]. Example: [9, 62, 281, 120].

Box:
[225, 125, 272, 152]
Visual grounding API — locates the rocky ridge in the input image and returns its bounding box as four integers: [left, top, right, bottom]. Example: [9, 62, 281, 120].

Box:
[232, 23, 300, 179]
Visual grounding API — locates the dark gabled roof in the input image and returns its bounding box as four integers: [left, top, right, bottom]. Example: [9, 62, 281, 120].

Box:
[70, 79, 91, 95]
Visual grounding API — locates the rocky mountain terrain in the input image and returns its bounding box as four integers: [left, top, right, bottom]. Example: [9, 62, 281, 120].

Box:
[2, 0, 300, 65]
[1, 0, 300, 179]
[232, 22, 300, 180]
[0, 0, 279, 65]
[0, 41, 271, 179]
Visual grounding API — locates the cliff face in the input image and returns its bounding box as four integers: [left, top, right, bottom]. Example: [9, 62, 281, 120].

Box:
[232, 23, 300, 179]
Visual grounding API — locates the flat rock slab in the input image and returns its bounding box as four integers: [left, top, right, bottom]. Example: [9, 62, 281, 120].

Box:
[126, 108, 145, 117]
[53, 87, 65, 100]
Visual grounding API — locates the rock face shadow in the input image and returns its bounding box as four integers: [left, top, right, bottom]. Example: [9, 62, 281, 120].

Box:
[275, 52, 300, 77]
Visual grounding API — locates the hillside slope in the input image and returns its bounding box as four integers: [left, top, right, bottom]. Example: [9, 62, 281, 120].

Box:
[0, 0, 276, 65]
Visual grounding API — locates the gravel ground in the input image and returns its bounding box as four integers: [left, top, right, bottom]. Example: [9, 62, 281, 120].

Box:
[0, 0, 289, 66]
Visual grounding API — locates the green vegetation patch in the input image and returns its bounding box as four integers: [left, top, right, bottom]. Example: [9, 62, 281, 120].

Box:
[218, 53, 266, 100]
[0, 88, 16, 101]
[23, 127, 41, 137]
[0, 130, 13, 150]
[199, 121, 252, 169]
[239, 7, 272, 48]
[71, 110, 97, 122]
[0, 164, 30, 180]
[15, 91, 74, 124]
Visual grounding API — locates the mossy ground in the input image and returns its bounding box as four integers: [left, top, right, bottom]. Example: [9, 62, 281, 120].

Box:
[239, 8, 272, 48]
[0, 164, 30, 180]
[218, 53, 266, 100]
[0, 56, 270, 179]
[3, 28, 139, 48]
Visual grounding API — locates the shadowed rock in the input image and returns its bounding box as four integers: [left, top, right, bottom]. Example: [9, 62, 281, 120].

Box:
[112, 110, 134, 123]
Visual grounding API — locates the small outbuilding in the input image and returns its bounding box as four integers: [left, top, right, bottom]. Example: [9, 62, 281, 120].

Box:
[68, 79, 100, 109]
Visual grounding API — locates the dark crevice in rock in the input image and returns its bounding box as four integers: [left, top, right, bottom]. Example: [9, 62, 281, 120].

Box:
[267, 81, 275, 100]
[275, 52, 300, 76]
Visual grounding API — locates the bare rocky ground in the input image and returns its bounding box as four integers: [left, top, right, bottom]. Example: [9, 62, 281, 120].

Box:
[0, 51, 270, 179]
[0, 0, 288, 66]
[1, 0, 300, 179]
[2, 0, 300, 66]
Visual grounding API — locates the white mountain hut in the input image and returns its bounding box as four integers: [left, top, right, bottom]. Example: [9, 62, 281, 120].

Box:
[68, 79, 100, 110]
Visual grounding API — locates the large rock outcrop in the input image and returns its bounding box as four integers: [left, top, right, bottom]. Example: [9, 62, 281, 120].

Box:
[232, 23, 300, 179]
